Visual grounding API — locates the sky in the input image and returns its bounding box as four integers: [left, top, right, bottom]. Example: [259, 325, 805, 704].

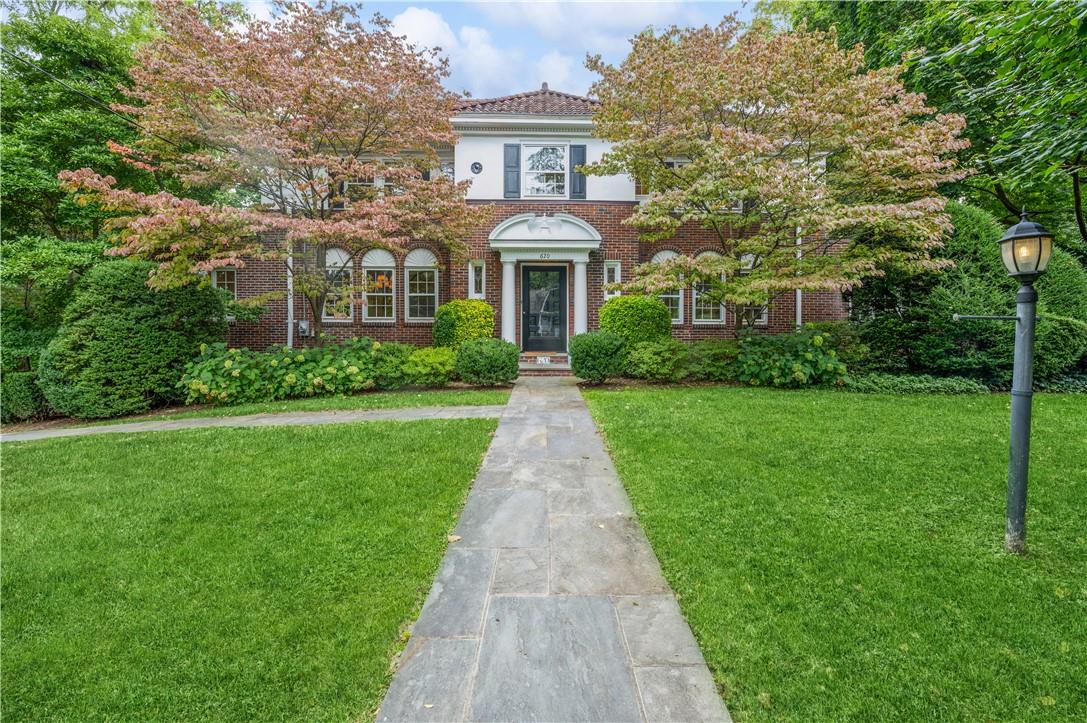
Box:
[245, 1, 756, 99]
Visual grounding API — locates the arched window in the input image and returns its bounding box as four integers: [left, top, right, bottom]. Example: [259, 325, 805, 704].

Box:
[323, 248, 353, 321]
[693, 251, 725, 324]
[362, 249, 396, 321]
[405, 248, 439, 321]
[651, 250, 682, 324]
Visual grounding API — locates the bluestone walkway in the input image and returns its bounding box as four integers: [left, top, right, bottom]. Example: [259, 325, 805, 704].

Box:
[0, 405, 506, 443]
[378, 376, 729, 723]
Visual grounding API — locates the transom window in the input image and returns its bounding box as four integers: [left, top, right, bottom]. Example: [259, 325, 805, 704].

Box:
[468, 259, 486, 299]
[523, 144, 566, 197]
[651, 250, 683, 324]
[323, 247, 353, 321]
[211, 267, 237, 299]
[405, 248, 439, 320]
[362, 249, 396, 321]
[604, 261, 621, 300]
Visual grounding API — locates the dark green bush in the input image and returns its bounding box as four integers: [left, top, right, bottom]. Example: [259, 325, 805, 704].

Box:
[599, 295, 672, 346]
[851, 202, 1087, 382]
[736, 329, 847, 387]
[626, 339, 691, 382]
[371, 342, 416, 390]
[454, 338, 519, 385]
[404, 346, 457, 387]
[433, 299, 495, 349]
[1, 370, 49, 422]
[1034, 373, 1087, 394]
[570, 331, 626, 383]
[38, 261, 227, 418]
[689, 339, 739, 381]
[843, 373, 989, 395]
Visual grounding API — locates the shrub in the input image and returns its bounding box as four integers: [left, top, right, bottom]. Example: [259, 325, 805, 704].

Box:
[371, 342, 416, 390]
[1035, 373, 1087, 394]
[689, 339, 739, 381]
[599, 295, 672, 347]
[404, 346, 456, 387]
[803, 321, 871, 372]
[433, 300, 495, 349]
[626, 339, 692, 382]
[851, 202, 1087, 382]
[1, 371, 49, 423]
[736, 329, 847, 387]
[455, 338, 519, 385]
[843, 373, 990, 395]
[569, 331, 626, 383]
[38, 261, 226, 418]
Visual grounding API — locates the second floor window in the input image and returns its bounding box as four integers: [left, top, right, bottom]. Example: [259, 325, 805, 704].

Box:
[523, 144, 566, 197]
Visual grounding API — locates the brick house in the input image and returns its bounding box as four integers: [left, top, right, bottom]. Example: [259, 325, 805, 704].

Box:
[215, 84, 847, 353]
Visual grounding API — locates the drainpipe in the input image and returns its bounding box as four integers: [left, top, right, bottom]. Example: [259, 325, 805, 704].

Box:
[286, 256, 295, 348]
[795, 226, 803, 329]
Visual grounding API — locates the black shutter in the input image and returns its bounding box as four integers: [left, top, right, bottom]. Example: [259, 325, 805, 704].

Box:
[503, 144, 520, 198]
[569, 144, 587, 199]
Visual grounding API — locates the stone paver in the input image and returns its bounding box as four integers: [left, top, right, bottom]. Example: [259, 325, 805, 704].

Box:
[0, 404, 506, 443]
[378, 377, 730, 722]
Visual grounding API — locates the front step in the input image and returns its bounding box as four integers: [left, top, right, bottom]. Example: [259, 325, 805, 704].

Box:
[518, 352, 572, 376]
[519, 353, 568, 365]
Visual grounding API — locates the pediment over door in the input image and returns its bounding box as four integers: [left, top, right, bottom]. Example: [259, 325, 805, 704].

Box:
[488, 213, 602, 263]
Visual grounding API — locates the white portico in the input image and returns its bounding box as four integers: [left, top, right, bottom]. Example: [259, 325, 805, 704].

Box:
[488, 213, 602, 349]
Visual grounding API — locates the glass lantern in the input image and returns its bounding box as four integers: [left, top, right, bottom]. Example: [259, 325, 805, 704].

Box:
[999, 211, 1053, 279]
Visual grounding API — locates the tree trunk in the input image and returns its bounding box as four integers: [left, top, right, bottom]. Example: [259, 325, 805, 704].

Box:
[305, 293, 326, 347]
[1071, 163, 1087, 249]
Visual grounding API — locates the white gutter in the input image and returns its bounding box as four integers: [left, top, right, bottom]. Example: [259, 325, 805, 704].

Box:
[286, 256, 294, 348]
[795, 226, 803, 329]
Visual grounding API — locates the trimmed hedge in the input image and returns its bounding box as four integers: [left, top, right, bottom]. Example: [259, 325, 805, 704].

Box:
[570, 331, 626, 383]
[433, 300, 495, 349]
[38, 261, 227, 418]
[689, 339, 739, 381]
[454, 338, 519, 385]
[843, 373, 990, 395]
[1, 370, 48, 423]
[404, 346, 457, 387]
[626, 339, 691, 382]
[599, 296, 672, 346]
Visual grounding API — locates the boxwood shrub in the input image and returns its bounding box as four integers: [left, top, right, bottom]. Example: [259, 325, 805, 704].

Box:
[1, 370, 49, 423]
[433, 299, 495, 349]
[372, 342, 416, 390]
[626, 339, 691, 382]
[599, 295, 672, 346]
[404, 346, 457, 387]
[570, 331, 626, 384]
[455, 338, 519, 385]
[689, 339, 739, 381]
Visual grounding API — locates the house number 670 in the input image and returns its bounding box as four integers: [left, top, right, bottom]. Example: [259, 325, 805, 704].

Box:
[538, 253, 551, 259]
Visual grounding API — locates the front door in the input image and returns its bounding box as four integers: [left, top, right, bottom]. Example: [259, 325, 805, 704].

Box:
[521, 266, 567, 351]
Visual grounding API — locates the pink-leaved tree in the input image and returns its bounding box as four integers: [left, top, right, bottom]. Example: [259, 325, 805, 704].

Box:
[585, 19, 970, 330]
[60, 0, 488, 342]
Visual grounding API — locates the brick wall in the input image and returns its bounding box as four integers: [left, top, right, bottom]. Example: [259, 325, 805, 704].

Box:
[226, 200, 848, 349]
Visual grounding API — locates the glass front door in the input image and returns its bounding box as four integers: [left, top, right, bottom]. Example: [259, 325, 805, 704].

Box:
[521, 266, 567, 351]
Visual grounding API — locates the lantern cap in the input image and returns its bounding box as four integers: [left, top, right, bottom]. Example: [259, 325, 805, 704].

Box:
[1000, 209, 1053, 244]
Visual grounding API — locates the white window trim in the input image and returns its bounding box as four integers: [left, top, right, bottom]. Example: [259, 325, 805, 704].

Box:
[405, 266, 439, 322]
[522, 143, 568, 198]
[693, 282, 726, 325]
[659, 288, 683, 325]
[210, 267, 238, 300]
[603, 260, 621, 301]
[468, 260, 486, 300]
[738, 303, 770, 327]
[363, 267, 396, 323]
[322, 265, 354, 323]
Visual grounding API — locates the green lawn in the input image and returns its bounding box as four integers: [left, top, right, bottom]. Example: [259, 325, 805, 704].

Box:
[1, 419, 497, 720]
[584, 387, 1087, 722]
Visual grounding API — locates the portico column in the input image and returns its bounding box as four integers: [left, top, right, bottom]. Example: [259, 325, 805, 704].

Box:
[574, 260, 588, 336]
[501, 260, 517, 344]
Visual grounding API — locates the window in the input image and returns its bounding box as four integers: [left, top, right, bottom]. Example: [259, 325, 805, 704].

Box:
[693, 251, 725, 324]
[737, 253, 767, 325]
[211, 267, 237, 299]
[322, 248, 353, 321]
[651, 250, 683, 324]
[523, 144, 566, 197]
[361, 249, 396, 321]
[405, 248, 439, 320]
[603, 261, 621, 300]
[468, 260, 486, 300]
[635, 159, 688, 198]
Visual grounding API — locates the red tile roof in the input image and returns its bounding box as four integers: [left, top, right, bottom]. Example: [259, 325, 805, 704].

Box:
[455, 83, 599, 116]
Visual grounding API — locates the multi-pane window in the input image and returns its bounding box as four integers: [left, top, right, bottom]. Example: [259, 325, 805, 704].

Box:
[211, 268, 237, 299]
[635, 159, 687, 197]
[322, 248, 353, 321]
[523, 144, 566, 197]
[651, 250, 683, 324]
[693, 252, 724, 323]
[604, 261, 621, 300]
[407, 270, 437, 319]
[739, 304, 769, 326]
[468, 260, 486, 299]
[365, 269, 394, 320]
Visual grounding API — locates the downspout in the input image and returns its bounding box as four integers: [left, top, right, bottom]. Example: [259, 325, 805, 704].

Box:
[795, 226, 803, 329]
[286, 256, 295, 348]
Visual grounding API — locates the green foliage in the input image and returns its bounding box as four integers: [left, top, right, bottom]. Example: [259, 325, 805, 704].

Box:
[599, 295, 672, 347]
[689, 339, 740, 382]
[569, 331, 627, 384]
[454, 338, 519, 386]
[1035, 373, 1087, 394]
[625, 339, 691, 382]
[852, 203, 1087, 382]
[1, 370, 48, 422]
[38, 262, 226, 418]
[802, 321, 872, 372]
[843, 373, 990, 395]
[735, 330, 847, 388]
[372, 342, 416, 391]
[404, 346, 456, 387]
[432, 299, 495, 349]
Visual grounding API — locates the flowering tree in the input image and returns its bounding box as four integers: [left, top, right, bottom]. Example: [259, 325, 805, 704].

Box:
[60, 0, 487, 342]
[585, 20, 969, 329]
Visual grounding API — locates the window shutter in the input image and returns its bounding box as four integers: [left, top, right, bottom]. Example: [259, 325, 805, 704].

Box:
[503, 144, 520, 198]
[569, 144, 587, 199]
